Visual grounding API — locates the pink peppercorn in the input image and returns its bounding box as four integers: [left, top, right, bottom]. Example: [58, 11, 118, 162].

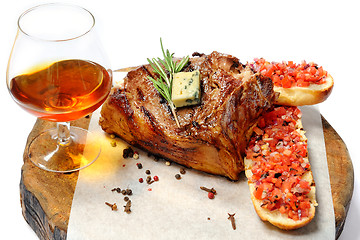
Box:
[208, 192, 215, 199]
[139, 178, 143, 183]
[153, 176, 159, 181]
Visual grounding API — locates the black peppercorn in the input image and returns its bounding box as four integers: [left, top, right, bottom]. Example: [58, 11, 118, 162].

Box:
[126, 189, 132, 195]
[123, 147, 134, 158]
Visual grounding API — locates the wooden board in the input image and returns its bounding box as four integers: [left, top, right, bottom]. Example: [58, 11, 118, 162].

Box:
[19, 115, 354, 240]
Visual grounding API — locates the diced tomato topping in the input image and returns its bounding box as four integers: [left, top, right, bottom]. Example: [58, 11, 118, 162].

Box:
[298, 180, 311, 193]
[246, 106, 313, 221]
[299, 200, 311, 210]
[254, 184, 265, 200]
[250, 58, 328, 88]
[279, 205, 287, 214]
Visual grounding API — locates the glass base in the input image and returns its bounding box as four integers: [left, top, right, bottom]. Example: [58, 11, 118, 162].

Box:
[28, 126, 100, 173]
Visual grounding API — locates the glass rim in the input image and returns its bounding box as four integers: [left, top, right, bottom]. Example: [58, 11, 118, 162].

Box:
[17, 3, 95, 42]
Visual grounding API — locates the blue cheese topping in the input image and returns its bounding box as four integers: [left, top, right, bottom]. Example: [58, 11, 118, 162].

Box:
[171, 70, 201, 108]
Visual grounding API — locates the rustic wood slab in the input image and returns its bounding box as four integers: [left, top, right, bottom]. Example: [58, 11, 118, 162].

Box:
[19, 115, 354, 240]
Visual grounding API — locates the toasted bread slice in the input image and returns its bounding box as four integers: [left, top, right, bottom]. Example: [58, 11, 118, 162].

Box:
[274, 74, 334, 106]
[245, 161, 317, 230]
[250, 58, 334, 106]
[245, 106, 317, 230]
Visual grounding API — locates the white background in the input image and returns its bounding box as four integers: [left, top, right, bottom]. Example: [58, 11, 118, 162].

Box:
[0, 0, 359, 239]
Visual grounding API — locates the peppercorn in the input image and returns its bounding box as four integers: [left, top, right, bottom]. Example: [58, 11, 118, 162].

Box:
[139, 178, 144, 183]
[145, 169, 151, 175]
[121, 190, 126, 195]
[126, 189, 132, 195]
[124, 196, 129, 202]
[180, 168, 186, 174]
[123, 147, 134, 158]
[153, 176, 159, 181]
[136, 163, 143, 169]
[208, 192, 215, 199]
[133, 151, 139, 159]
[175, 174, 181, 180]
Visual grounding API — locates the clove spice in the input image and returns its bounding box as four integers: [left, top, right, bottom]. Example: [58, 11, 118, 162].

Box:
[228, 213, 236, 230]
[111, 187, 121, 193]
[124, 200, 132, 214]
[105, 202, 118, 211]
[200, 186, 217, 195]
[146, 176, 152, 184]
[146, 175, 154, 184]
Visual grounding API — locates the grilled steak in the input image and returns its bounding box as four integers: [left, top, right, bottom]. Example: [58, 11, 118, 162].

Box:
[99, 51, 276, 180]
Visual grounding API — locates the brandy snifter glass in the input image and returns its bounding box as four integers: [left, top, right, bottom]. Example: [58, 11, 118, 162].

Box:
[6, 3, 112, 172]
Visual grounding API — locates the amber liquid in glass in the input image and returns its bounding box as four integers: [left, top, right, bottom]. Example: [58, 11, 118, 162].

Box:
[9, 59, 112, 122]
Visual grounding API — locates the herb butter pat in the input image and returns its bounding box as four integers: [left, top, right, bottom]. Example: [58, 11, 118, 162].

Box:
[171, 70, 201, 108]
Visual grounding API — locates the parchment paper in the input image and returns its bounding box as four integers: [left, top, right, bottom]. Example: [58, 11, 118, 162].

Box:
[67, 75, 335, 239]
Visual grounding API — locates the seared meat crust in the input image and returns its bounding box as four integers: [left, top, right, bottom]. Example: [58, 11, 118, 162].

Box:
[100, 51, 275, 180]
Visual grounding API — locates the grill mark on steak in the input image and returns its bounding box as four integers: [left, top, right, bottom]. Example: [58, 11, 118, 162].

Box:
[192, 121, 200, 129]
[111, 88, 134, 119]
[141, 65, 154, 79]
[140, 106, 166, 138]
[137, 88, 145, 101]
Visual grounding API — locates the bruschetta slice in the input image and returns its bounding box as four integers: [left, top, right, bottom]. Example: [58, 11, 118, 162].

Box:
[250, 58, 333, 106]
[244, 106, 317, 230]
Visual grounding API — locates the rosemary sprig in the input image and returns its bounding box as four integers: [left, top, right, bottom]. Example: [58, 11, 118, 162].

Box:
[147, 38, 189, 127]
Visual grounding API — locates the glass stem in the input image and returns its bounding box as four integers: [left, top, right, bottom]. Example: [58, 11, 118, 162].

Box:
[57, 122, 71, 146]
